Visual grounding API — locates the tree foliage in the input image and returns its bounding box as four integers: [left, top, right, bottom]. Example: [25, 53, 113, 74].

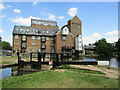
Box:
[1, 41, 12, 50]
[116, 39, 120, 52]
[95, 38, 113, 55]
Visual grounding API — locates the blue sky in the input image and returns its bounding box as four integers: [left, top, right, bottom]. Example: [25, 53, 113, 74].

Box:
[0, 2, 118, 45]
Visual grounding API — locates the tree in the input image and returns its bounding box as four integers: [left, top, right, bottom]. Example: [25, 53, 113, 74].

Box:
[95, 38, 113, 55]
[116, 39, 120, 52]
[1, 41, 12, 50]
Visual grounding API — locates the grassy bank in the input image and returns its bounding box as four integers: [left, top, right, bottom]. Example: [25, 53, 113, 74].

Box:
[2, 66, 118, 88]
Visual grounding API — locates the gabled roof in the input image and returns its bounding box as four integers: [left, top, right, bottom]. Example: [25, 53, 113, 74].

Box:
[68, 15, 82, 22]
[13, 25, 60, 36]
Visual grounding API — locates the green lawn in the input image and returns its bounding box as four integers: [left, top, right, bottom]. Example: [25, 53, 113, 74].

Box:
[2, 70, 118, 88]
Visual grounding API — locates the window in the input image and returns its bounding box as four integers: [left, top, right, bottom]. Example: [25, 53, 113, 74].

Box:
[46, 37, 49, 40]
[22, 42, 26, 47]
[16, 28, 19, 31]
[62, 36, 67, 40]
[22, 35, 26, 41]
[38, 36, 40, 40]
[14, 41, 18, 45]
[31, 36, 36, 39]
[14, 35, 19, 39]
[46, 31, 49, 34]
[31, 42, 36, 45]
[32, 48, 35, 52]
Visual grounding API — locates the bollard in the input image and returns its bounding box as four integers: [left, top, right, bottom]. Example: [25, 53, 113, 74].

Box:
[38, 52, 41, 70]
[30, 53, 32, 62]
[61, 53, 63, 61]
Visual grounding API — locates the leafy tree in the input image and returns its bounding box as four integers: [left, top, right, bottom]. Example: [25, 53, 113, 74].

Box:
[116, 39, 120, 52]
[1, 41, 12, 50]
[95, 38, 113, 55]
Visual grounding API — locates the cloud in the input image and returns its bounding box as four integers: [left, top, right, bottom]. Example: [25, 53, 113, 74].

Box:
[68, 8, 78, 17]
[58, 16, 65, 19]
[0, 29, 5, 33]
[13, 9, 21, 13]
[9, 16, 40, 25]
[6, 5, 11, 8]
[83, 33, 101, 45]
[106, 36, 118, 43]
[0, 15, 5, 18]
[33, 1, 38, 5]
[48, 14, 56, 20]
[105, 30, 118, 36]
[0, 3, 11, 10]
[0, 3, 5, 10]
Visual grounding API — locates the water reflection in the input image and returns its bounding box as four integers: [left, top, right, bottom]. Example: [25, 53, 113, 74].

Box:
[1, 68, 11, 79]
[74, 56, 120, 68]
[1, 56, 120, 79]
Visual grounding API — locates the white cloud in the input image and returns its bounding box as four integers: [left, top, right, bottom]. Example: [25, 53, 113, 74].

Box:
[0, 3, 5, 10]
[105, 30, 118, 35]
[106, 36, 118, 43]
[6, 5, 11, 8]
[13, 9, 21, 13]
[83, 33, 101, 45]
[68, 8, 78, 17]
[0, 15, 5, 18]
[48, 14, 56, 20]
[0, 3, 11, 10]
[0, 29, 5, 33]
[58, 16, 65, 19]
[33, 1, 38, 5]
[9, 16, 40, 25]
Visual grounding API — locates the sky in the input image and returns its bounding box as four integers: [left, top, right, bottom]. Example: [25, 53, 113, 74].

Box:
[0, 2, 118, 45]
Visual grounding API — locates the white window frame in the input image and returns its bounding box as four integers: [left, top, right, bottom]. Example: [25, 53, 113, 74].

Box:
[31, 36, 36, 39]
[14, 35, 19, 39]
[38, 36, 40, 40]
[62, 36, 67, 40]
[14, 41, 19, 45]
[31, 42, 36, 45]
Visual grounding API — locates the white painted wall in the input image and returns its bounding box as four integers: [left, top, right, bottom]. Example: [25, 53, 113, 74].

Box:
[75, 35, 83, 51]
[62, 26, 69, 35]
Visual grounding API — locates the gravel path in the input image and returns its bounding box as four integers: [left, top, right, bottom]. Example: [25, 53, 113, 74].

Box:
[70, 65, 119, 78]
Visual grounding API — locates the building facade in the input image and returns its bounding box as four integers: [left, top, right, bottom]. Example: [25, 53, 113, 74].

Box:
[12, 16, 83, 53]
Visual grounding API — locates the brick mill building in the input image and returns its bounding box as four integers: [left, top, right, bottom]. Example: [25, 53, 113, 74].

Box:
[12, 15, 83, 53]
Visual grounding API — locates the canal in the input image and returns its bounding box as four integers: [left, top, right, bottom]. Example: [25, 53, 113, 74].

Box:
[1, 56, 120, 79]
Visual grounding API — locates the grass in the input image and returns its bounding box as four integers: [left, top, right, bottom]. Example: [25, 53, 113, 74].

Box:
[2, 65, 118, 88]
[56, 65, 105, 75]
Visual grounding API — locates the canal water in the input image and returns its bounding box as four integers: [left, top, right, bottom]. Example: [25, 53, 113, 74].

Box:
[1, 56, 120, 79]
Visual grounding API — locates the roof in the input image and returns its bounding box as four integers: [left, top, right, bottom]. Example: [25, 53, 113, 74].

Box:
[13, 25, 60, 36]
[31, 18, 57, 23]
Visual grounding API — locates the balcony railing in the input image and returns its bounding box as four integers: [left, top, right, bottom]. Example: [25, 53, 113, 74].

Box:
[41, 37, 46, 42]
[41, 44, 46, 48]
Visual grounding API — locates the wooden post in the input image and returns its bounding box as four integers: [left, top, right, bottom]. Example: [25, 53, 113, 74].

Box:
[61, 53, 63, 61]
[43, 53, 46, 62]
[56, 54, 59, 62]
[67, 53, 69, 61]
[30, 53, 32, 62]
[17, 52, 20, 63]
[50, 53, 52, 61]
[38, 52, 41, 70]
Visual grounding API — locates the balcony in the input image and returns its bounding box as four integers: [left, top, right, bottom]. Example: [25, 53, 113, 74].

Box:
[41, 37, 46, 42]
[62, 46, 73, 50]
[22, 36, 26, 41]
[41, 44, 46, 48]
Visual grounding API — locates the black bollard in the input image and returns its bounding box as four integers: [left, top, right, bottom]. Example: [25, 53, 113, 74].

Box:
[38, 52, 41, 70]
[30, 53, 32, 62]
[61, 53, 63, 61]
[17, 52, 20, 62]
